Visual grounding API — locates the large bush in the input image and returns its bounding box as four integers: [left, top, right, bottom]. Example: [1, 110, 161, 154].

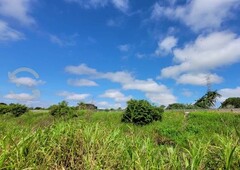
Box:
[9, 104, 28, 117]
[0, 105, 10, 114]
[220, 97, 240, 108]
[121, 99, 163, 125]
[49, 101, 74, 117]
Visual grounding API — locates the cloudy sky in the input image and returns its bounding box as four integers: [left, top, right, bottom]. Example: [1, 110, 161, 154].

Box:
[0, 0, 240, 108]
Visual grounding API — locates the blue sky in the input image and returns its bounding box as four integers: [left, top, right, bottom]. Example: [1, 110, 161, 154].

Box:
[1, 0, 240, 108]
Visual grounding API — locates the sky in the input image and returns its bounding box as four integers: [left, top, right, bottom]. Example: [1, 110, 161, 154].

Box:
[0, 0, 240, 109]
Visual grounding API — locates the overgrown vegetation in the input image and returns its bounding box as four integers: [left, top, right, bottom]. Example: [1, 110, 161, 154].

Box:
[0, 110, 239, 169]
[0, 103, 28, 117]
[49, 101, 74, 117]
[121, 99, 164, 125]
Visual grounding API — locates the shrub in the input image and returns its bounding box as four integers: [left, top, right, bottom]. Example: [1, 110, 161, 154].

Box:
[121, 99, 163, 125]
[0, 105, 10, 114]
[220, 97, 240, 108]
[49, 101, 74, 117]
[9, 104, 28, 117]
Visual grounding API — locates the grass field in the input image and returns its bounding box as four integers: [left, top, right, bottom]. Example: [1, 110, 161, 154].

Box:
[0, 110, 240, 169]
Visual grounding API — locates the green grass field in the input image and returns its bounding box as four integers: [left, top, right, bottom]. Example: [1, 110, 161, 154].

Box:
[0, 110, 240, 169]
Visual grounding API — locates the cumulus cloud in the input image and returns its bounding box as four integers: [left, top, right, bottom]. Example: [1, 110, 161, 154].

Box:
[218, 87, 240, 102]
[67, 79, 98, 87]
[96, 101, 123, 109]
[177, 73, 223, 86]
[4, 92, 36, 101]
[0, 0, 35, 26]
[58, 91, 90, 101]
[100, 89, 132, 102]
[65, 0, 129, 13]
[160, 31, 240, 85]
[10, 77, 45, 87]
[151, 0, 239, 31]
[0, 20, 24, 42]
[65, 64, 177, 105]
[155, 36, 178, 56]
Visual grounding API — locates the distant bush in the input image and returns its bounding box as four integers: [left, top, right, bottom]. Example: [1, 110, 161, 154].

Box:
[121, 99, 163, 125]
[166, 103, 198, 110]
[49, 101, 74, 117]
[220, 97, 240, 108]
[9, 104, 28, 117]
[0, 105, 10, 114]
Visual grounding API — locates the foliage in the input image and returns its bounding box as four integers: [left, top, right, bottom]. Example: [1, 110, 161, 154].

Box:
[0, 110, 239, 169]
[220, 97, 240, 108]
[49, 101, 74, 117]
[0, 104, 10, 114]
[77, 102, 97, 110]
[8, 103, 28, 117]
[194, 90, 221, 108]
[121, 99, 163, 125]
[166, 103, 198, 110]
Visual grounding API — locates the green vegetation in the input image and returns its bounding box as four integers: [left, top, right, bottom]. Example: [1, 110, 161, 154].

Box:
[166, 103, 198, 110]
[121, 99, 163, 125]
[0, 109, 239, 169]
[221, 97, 240, 108]
[0, 103, 28, 117]
[49, 101, 74, 117]
[194, 90, 221, 109]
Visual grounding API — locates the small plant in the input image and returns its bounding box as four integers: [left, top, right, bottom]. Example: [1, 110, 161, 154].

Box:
[49, 101, 74, 117]
[121, 99, 163, 125]
[9, 103, 28, 117]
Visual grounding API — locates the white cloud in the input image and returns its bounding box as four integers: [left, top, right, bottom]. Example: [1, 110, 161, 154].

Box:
[155, 36, 178, 56]
[49, 34, 77, 47]
[4, 92, 36, 101]
[65, 64, 99, 75]
[0, 20, 24, 42]
[65, 64, 177, 105]
[152, 0, 239, 31]
[0, 0, 35, 26]
[118, 44, 130, 52]
[100, 89, 132, 102]
[10, 77, 45, 87]
[218, 87, 240, 102]
[112, 0, 129, 12]
[58, 91, 90, 101]
[65, 0, 129, 12]
[160, 31, 240, 85]
[67, 79, 98, 87]
[96, 101, 123, 109]
[177, 73, 223, 86]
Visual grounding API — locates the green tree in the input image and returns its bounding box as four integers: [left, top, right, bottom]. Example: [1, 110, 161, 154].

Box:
[220, 97, 240, 108]
[194, 90, 221, 109]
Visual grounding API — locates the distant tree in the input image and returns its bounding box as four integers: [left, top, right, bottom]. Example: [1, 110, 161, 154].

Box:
[166, 103, 186, 110]
[49, 101, 74, 117]
[220, 97, 240, 108]
[77, 102, 97, 110]
[194, 90, 221, 109]
[0, 103, 7, 106]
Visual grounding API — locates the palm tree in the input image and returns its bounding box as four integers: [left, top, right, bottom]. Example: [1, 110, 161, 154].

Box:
[194, 90, 221, 109]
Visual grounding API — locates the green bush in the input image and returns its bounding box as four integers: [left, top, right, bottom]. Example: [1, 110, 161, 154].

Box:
[9, 104, 28, 117]
[121, 99, 163, 125]
[49, 101, 74, 117]
[220, 97, 240, 108]
[0, 105, 10, 114]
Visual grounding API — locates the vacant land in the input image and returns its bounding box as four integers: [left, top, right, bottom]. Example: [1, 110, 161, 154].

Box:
[0, 110, 239, 169]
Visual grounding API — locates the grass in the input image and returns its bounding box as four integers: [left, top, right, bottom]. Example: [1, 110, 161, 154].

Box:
[0, 110, 240, 169]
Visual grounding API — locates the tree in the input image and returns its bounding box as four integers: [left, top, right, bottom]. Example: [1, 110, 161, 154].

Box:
[194, 90, 221, 109]
[220, 97, 240, 108]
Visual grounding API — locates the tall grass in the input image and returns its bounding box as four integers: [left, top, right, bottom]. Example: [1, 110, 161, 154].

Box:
[0, 111, 239, 169]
